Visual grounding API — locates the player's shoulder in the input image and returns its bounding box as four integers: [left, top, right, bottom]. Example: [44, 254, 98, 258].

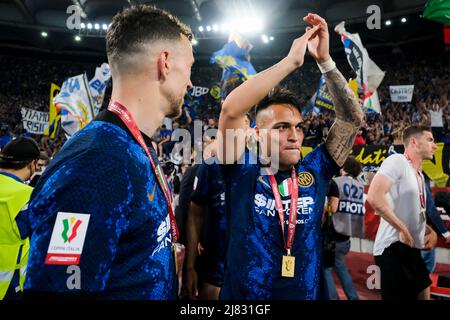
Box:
[77, 121, 136, 151]
[302, 143, 327, 160]
[59, 121, 139, 166]
[382, 153, 406, 166]
[385, 153, 405, 160]
[300, 143, 336, 170]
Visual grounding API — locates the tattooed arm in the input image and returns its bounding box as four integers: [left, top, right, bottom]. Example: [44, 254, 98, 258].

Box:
[324, 68, 364, 166]
[303, 13, 364, 166]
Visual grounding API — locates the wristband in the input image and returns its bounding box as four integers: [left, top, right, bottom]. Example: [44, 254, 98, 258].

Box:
[317, 57, 336, 74]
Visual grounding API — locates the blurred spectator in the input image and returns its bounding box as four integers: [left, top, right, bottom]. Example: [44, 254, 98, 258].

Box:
[353, 128, 366, 146]
[429, 99, 444, 142]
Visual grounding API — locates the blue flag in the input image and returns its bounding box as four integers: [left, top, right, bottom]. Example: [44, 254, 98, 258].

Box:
[210, 37, 256, 96]
[314, 75, 334, 111]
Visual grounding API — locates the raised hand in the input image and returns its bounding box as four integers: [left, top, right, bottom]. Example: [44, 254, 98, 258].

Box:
[303, 13, 330, 63]
[286, 24, 320, 68]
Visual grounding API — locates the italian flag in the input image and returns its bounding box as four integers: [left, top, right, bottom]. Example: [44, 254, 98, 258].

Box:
[278, 179, 292, 197]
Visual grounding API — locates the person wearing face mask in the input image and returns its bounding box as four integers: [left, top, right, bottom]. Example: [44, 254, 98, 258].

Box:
[0, 137, 40, 299]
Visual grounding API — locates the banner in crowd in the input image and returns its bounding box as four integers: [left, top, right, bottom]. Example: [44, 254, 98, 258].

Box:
[210, 32, 256, 98]
[44, 83, 61, 138]
[89, 63, 111, 115]
[52, 63, 111, 138]
[309, 77, 359, 113]
[389, 85, 414, 102]
[423, 0, 450, 25]
[314, 75, 334, 110]
[189, 86, 210, 97]
[351, 143, 449, 187]
[302, 143, 450, 187]
[335, 21, 385, 113]
[183, 84, 222, 119]
[21, 107, 49, 134]
[54, 73, 95, 137]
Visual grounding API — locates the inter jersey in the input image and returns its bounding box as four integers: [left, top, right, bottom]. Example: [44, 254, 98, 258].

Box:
[220, 144, 339, 299]
[24, 113, 176, 299]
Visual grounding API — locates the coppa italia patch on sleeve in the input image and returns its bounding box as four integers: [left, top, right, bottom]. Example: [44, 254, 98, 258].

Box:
[45, 212, 90, 265]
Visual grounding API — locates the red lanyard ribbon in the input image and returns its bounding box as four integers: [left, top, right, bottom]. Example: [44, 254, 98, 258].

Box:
[108, 100, 179, 242]
[266, 167, 298, 255]
[404, 153, 426, 210]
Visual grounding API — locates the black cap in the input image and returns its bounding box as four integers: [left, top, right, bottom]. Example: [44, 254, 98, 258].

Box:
[0, 137, 40, 162]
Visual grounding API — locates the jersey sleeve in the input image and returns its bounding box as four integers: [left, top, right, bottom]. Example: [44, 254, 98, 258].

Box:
[26, 150, 134, 292]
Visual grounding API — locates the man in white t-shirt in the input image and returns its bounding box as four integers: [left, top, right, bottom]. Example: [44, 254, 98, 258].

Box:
[428, 100, 444, 142]
[367, 125, 438, 300]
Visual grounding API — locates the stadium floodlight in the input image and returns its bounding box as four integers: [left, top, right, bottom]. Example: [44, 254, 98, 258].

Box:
[261, 34, 269, 44]
[401, 17, 407, 23]
[206, 25, 211, 32]
[41, 31, 48, 38]
[102, 24, 108, 30]
[75, 35, 81, 42]
[191, 38, 198, 46]
[87, 23, 92, 29]
[269, 36, 274, 41]
[385, 20, 392, 26]
[212, 24, 219, 32]
[227, 16, 264, 34]
[94, 23, 100, 30]
[198, 26, 204, 32]
[221, 23, 230, 32]
[249, 17, 264, 32]
[80, 22, 86, 29]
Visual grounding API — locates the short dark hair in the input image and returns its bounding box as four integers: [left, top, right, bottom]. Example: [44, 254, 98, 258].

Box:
[106, 5, 192, 71]
[255, 87, 303, 115]
[402, 125, 432, 146]
[342, 156, 362, 177]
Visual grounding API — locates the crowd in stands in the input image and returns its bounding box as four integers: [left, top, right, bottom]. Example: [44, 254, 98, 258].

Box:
[0, 52, 449, 161]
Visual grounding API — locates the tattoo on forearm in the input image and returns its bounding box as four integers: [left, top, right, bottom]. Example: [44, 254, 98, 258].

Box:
[323, 68, 364, 166]
[324, 68, 364, 124]
[326, 120, 358, 166]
